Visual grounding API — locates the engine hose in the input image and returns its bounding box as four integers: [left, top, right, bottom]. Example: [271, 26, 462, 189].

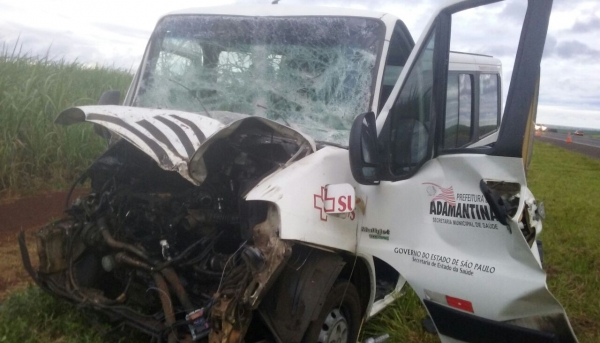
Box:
[152, 273, 178, 343]
[161, 268, 195, 313]
[154, 237, 210, 271]
[97, 217, 149, 261]
[180, 233, 223, 267]
[209, 212, 239, 224]
[64, 169, 89, 210]
[220, 266, 247, 288]
[191, 265, 223, 278]
[115, 252, 153, 271]
[191, 211, 240, 225]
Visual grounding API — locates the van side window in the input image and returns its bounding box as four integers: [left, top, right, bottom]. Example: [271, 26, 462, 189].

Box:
[479, 73, 499, 138]
[444, 73, 473, 149]
[378, 22, 412, 112]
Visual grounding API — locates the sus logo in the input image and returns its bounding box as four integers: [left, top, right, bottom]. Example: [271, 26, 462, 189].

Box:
[422, 182, 456, 207]
[314, 186, 334, 221]
[314, 186, 355, 221]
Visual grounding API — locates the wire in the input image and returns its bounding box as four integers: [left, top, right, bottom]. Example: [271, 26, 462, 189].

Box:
[168, 78, 212, 118]
[256, 103, 291, 127]
[65, 169, 89, 210]
[217, 240, 248, 293]
[146, 286, 173, 309]
[294, 249, 312, 271]
[338, 205, 362, 310]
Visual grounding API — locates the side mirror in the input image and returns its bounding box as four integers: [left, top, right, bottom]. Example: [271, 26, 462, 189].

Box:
[98, 90, 121, 105]
[349, 111, 380, 185]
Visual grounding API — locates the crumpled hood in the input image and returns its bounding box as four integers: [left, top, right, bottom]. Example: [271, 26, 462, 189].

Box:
[56, 105, 315, 184]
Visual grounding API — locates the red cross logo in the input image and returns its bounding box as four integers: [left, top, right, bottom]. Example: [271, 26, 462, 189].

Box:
[314, 186, 335, 221]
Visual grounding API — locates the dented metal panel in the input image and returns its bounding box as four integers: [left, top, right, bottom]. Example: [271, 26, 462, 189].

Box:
[55, 106, 315, 184]
[189, 116, 316, 185]
[56, 105, 226, 182]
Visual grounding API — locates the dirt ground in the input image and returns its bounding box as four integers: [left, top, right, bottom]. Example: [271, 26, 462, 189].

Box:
[0, 189, 88, 300]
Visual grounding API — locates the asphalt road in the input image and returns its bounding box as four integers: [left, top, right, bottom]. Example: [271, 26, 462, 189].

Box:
[539, 131, 600, 147]
[536, 131, 600, 159]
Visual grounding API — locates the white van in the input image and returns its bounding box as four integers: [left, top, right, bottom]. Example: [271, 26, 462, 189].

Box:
[21, 1, 576, 343]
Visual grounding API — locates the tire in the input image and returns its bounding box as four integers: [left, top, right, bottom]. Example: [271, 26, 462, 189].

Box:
[302, 281, 362, 343]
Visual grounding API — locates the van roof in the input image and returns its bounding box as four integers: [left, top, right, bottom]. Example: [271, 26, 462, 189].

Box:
[449, 52, 502, 74]
[449, 52, 501, 67]
[166, 4, 393, 20]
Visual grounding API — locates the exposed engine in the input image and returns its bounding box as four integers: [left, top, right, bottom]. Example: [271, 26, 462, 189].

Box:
[25, 123, 303, 342]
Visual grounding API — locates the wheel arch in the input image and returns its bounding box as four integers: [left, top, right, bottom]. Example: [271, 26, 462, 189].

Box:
[338, 253, 375, 319]
[257, 244, 376, 342]
[257, 244, 345, 343]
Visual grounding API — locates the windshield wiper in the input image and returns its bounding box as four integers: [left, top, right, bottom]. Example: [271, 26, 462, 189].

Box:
[256, 104, 291, 127]
[315, 140, 348, 149]
[168, 78, 213, 118]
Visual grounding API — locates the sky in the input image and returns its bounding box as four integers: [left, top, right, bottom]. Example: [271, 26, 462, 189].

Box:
[0, 0, 599, 129]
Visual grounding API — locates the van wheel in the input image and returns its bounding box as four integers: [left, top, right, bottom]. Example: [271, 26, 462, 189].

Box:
[303, 281, 362, 343]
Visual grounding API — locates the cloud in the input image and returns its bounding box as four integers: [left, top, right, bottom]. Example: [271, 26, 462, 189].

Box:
[554, 40, 600, 59]
[538, 105, 600, 129]
[0, 20, 144, 68]
[499, 0, 526, 23]
[482, 44, 516, 58]
[91, 23, 152, 40]
[569, 15, 600, 33]
[543, 35, 600, 61]
[543, 35, 557, 57]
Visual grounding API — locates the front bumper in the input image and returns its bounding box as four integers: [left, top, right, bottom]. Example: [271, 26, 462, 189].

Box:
[18, 231, 168, 340]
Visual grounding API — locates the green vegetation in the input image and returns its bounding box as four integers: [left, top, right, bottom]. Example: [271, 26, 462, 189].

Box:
[527, 142, 600, 342]
[0, 287, 143, 343]
[362, 289, 437, 343]
[0, 46, 132, 195]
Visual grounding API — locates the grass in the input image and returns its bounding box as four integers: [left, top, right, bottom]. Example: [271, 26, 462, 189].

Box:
[0, 287, 146, 343]
[0, 45, 132, 196]
[362, 289, 437, 343]
[0, 231, 38, 301]
[0, 287, 104, 343]
[1, 141, 597, 342]
[527, 142, 600, 342]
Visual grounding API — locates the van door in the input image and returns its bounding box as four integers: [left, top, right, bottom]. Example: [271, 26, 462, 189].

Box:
[355, 0, 577, 342]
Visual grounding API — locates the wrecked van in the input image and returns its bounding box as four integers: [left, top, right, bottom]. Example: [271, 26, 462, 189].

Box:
[20, 1, 578, 343]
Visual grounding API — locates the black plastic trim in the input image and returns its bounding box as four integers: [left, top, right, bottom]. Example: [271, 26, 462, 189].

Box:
[492, 0, 553, 157]
[377, 22, 440, 182]
[349, 111, 380, 185]
[431, 13, 451, 159]
[377, 20, 416, 113]
[424, 300, 560, 343]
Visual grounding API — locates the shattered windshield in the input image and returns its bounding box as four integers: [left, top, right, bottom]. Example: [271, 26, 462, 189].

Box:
[135, 15, 385, 146]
